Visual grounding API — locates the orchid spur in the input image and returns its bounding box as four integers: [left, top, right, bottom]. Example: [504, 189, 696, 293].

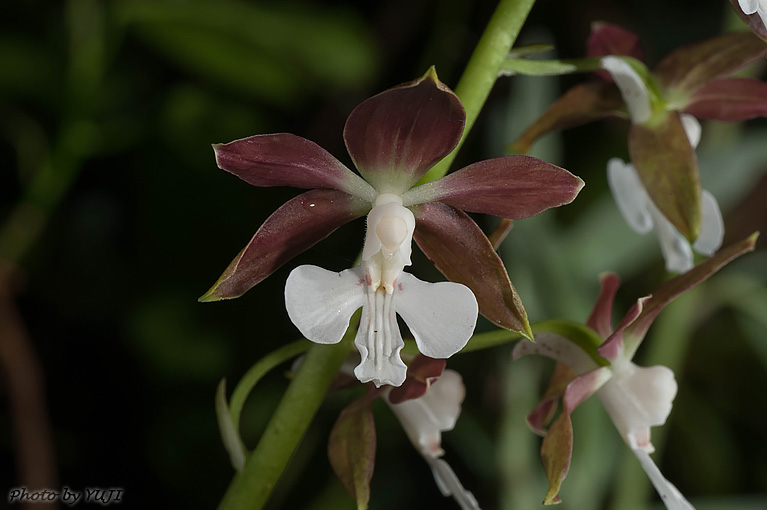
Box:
[512, 233, 757, 507]
[201, 68, 584, 387]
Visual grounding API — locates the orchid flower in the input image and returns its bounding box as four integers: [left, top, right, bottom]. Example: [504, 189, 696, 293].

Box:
[600, 59, 724, 272]
[386, 361, 480, 510]
[511, 23, 767, 242]
[201, 68, 584, 387]
[512, 234, 757, 506]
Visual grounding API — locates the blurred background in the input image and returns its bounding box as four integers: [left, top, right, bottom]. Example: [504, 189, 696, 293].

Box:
[1, 0, 765, 509]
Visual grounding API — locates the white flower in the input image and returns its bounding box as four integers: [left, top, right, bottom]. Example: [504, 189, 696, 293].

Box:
[514, 331, 693, 510]
[740, 0, 767, 31]
[285, 194, 478, 387]
[606, 114, 724, 273]
[387, 370, 481, 510]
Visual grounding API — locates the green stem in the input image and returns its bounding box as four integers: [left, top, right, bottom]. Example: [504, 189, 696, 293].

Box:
[420, 0, 536, 184]
[217, 312, 358, 510]
[229, 339, 312, 438]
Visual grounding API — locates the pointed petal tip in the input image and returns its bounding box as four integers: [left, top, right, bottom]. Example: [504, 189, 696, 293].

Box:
[543, 494, 563, 505]
[198, 287, 225, 303]
[422, 65, 439, 83]
[521, 322, 535, 342]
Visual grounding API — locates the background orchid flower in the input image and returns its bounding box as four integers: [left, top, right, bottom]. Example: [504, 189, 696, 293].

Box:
[511, 23, 767, 242]
[606, 111, 724, 273]
[511, 233, 757, 506]
[201, 67, 584, 386]
[386, 363, 480, 510]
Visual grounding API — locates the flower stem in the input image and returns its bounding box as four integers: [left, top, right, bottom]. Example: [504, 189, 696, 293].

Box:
[421, 0, 537, 184]
[217, 312, 358, 510]
[228, 339, 312, 438]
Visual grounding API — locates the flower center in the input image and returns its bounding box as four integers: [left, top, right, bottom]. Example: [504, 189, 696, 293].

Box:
[362, 194, 416, 293]
[376, 216, 408, 256]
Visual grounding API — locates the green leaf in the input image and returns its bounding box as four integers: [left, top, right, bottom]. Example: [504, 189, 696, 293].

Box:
[534, 320, 610, 367]
[507, 43, 555, 58]
[328, 396, 376, 510]
[500, 57, 603, 77]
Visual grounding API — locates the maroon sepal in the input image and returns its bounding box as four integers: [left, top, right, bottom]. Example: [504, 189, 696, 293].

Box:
[587, 22, 645, 82]
[654, 31, 767, 96]
[200, 189, 370, 301]
[412, 202, 532, 339]
[328, 395, 376, 509]
[628, 112, 701, 241]
[729, 0, 767, 42]
[622, 232, 758, 347]
[344, 67, 465, 193]
[388, 356, 447, 404]
[213, 133, 372, 198]
[510, 81, 627, 154]
[683, 78, 767, 121]
[415, 156, 584, 219]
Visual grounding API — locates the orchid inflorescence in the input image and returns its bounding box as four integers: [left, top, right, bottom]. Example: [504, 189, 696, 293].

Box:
[205, 7, 766, 510]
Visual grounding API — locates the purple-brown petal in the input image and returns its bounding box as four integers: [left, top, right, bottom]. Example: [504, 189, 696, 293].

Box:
[585, 273, 621, 339]
[654, 31, 767, 97]
[628, 112, 701, 241]
[200, 189, 370, 301]
[411, 202, 532, 339]
[510, 81, 627, 154]
[343, 67, 465, 193]
[587, 22, 645, 60]
[682, 78, 767, 121]
[729, 0, 767, 42]
[213, 133, 375, 201]
[620, 233, 758, 354]
[540, 367, 613, 505]
[387, 356, 447, 404]
[526, 362, 578, 436]
[587, 22, 645, 82]
[403, 156, 584, 219]
[328, 396, 376, 509]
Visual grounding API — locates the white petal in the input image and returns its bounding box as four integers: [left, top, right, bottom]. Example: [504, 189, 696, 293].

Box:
[388, 369, 465, 455]
[513, 331, 601, 374]
[353, 289, 407, 387]
[647, 203, 694, 273]
[607, 158, 654, 234]
[692, 190, 724, 256]
[601, 56, 652, 123]
[424, 457, 482, 510]
[394, 272, 478, 359]
[679, 114, 702, 149]
[739, 0, 758, 14]
[284, 265, 365, 344]
[633, 449, 695, 510]
[597, 362, 677, 451]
